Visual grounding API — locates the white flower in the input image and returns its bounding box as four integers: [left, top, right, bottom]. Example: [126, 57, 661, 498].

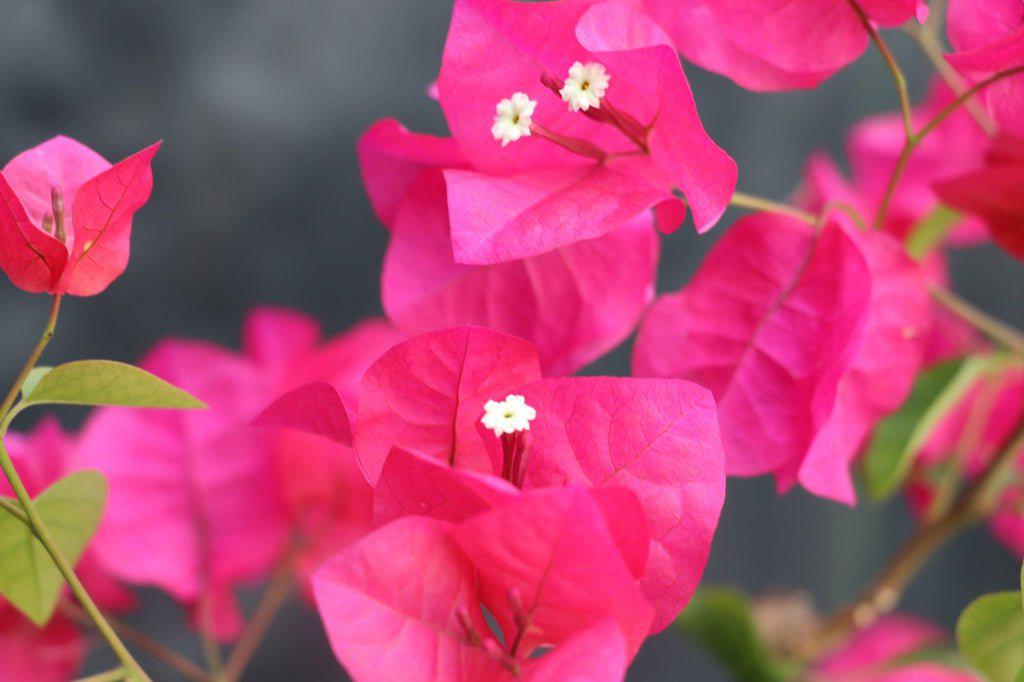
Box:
[481, 394, 537, 437]
[491, 92, 537, 146]
[559, 62, 610, 112]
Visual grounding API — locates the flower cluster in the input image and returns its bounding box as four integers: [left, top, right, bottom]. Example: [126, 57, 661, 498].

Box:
[0, 0, 1023, 680]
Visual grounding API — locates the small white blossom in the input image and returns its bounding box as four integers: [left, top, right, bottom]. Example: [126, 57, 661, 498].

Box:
[491, 93, 537, 146]
[559, 62, 610, 112]
[481, 394, 537, 437]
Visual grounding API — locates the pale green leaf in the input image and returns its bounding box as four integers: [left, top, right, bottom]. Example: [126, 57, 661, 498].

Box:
[0, 470, 108, 625]
[957, 592, 1024, 682]
[863, 356, 992, 500]
[22, 360, 205, 410]
[906, 206, 960, 260]
[20, 366, 51, 400]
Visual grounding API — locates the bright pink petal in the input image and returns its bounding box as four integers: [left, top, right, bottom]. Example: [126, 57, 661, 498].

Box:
[794, 228, 931, 504]
[3, 136, 110, 227]
[990, 504, 1024, 557]
[523, 618, 628, 682]
[646, 0, 832, 91]
[934, 165, 1024, 261]
[438, 0, 733, 260]
[633, 215, 872, 483]
[255, 382, 354, 448]
[948, 0, 1023, 52]
[453, 486, 654, 658]
[521, 377, 725, 630]
[354, 327, 542, 483]
[0, 173, 68, 293]
[445, 162, 668, 264]
[273, 430, 374, 594]
[358, 119, 467, 227]
[373, 447, 519, 525]
[313, 516, 504, 682]
[77, 340, 288, 641]
[946, 15, 1024, 137]
[64, 142, 161, 296]
[242, 306, 321, 371]
[812, 614, 947, 677]
[0, 603, 84, 682]
[383, 172, 658, 375]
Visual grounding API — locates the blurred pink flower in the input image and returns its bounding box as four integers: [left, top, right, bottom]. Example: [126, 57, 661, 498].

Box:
[946, 0, 1024, 136]
[0, 136, 160, 296]
[812, 614, 978, 681]
[644, 0, 922, 92]
[934, 134, 1024, 261]
[0, 599, 84, 682]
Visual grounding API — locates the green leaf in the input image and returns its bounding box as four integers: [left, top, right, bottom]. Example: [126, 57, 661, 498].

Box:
[957, 592, 1024, 682]
[862, 356, 992, 500]
[676, 587, 790, 682]
[0, 470, 108, 625]
[21, 360, 205, 410]
[20, 366, 51, 400]
[906, 206, 960, 260]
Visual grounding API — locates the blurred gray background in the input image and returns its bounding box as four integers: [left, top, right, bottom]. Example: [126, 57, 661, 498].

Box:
[0, 1, 1021, 680]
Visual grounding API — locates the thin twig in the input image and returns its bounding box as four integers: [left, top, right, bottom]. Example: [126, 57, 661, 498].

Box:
[803, 424, 1024, 658]
[0, 495, 30, 526]
[873, 65, 1024, 229]
[847, 0, 914, 138]
[73, 669, 126, 682]
[931, 286, 1024, 355]
[222, 564, 294, 682]
[61, 602, 210, 682]
[729, 191, 817, 224]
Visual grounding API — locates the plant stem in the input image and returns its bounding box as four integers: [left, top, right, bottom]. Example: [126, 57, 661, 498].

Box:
[909, 23, 995, 134]
[0, 495, 29, 525]
[74, 669, 126, 682]
[873, 65, 1024, 229]
[930, 286, 1024, 355]
[847, 0, 914, 138]
[0, 295, 150, 681]
[0, 295, 61, 418]
[803, 424, 1024, 658]
[222, 563, 294, 681]
[729, 191, 817, 224]
[60, 602, 210, 682]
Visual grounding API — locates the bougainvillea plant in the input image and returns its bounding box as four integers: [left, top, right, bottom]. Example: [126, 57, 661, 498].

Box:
[0, 0, 1022, 680]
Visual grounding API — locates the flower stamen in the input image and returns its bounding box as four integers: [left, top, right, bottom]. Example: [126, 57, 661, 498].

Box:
[491, 93, 537, 146]
[559, 61, 609, 112]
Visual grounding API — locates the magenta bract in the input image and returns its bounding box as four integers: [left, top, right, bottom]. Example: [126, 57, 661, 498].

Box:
[0, 136, 160, 296]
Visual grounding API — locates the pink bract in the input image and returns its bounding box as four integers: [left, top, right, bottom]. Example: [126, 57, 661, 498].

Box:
[437, 0, 735, 263]
[812, 614, 979, 681]
[0, 136, 160, 296]
[0, 600, 85, 682]
[313, 496, 640, 681]
[934, 134, 1024, 261]
[361, 117, 661, 376]
[380, 168, 659, 376]
[644, 0, 921, 92]
[354, 326, 542, 483]
[634, 214, 877, 499]
[946, 0, 1024, 136]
